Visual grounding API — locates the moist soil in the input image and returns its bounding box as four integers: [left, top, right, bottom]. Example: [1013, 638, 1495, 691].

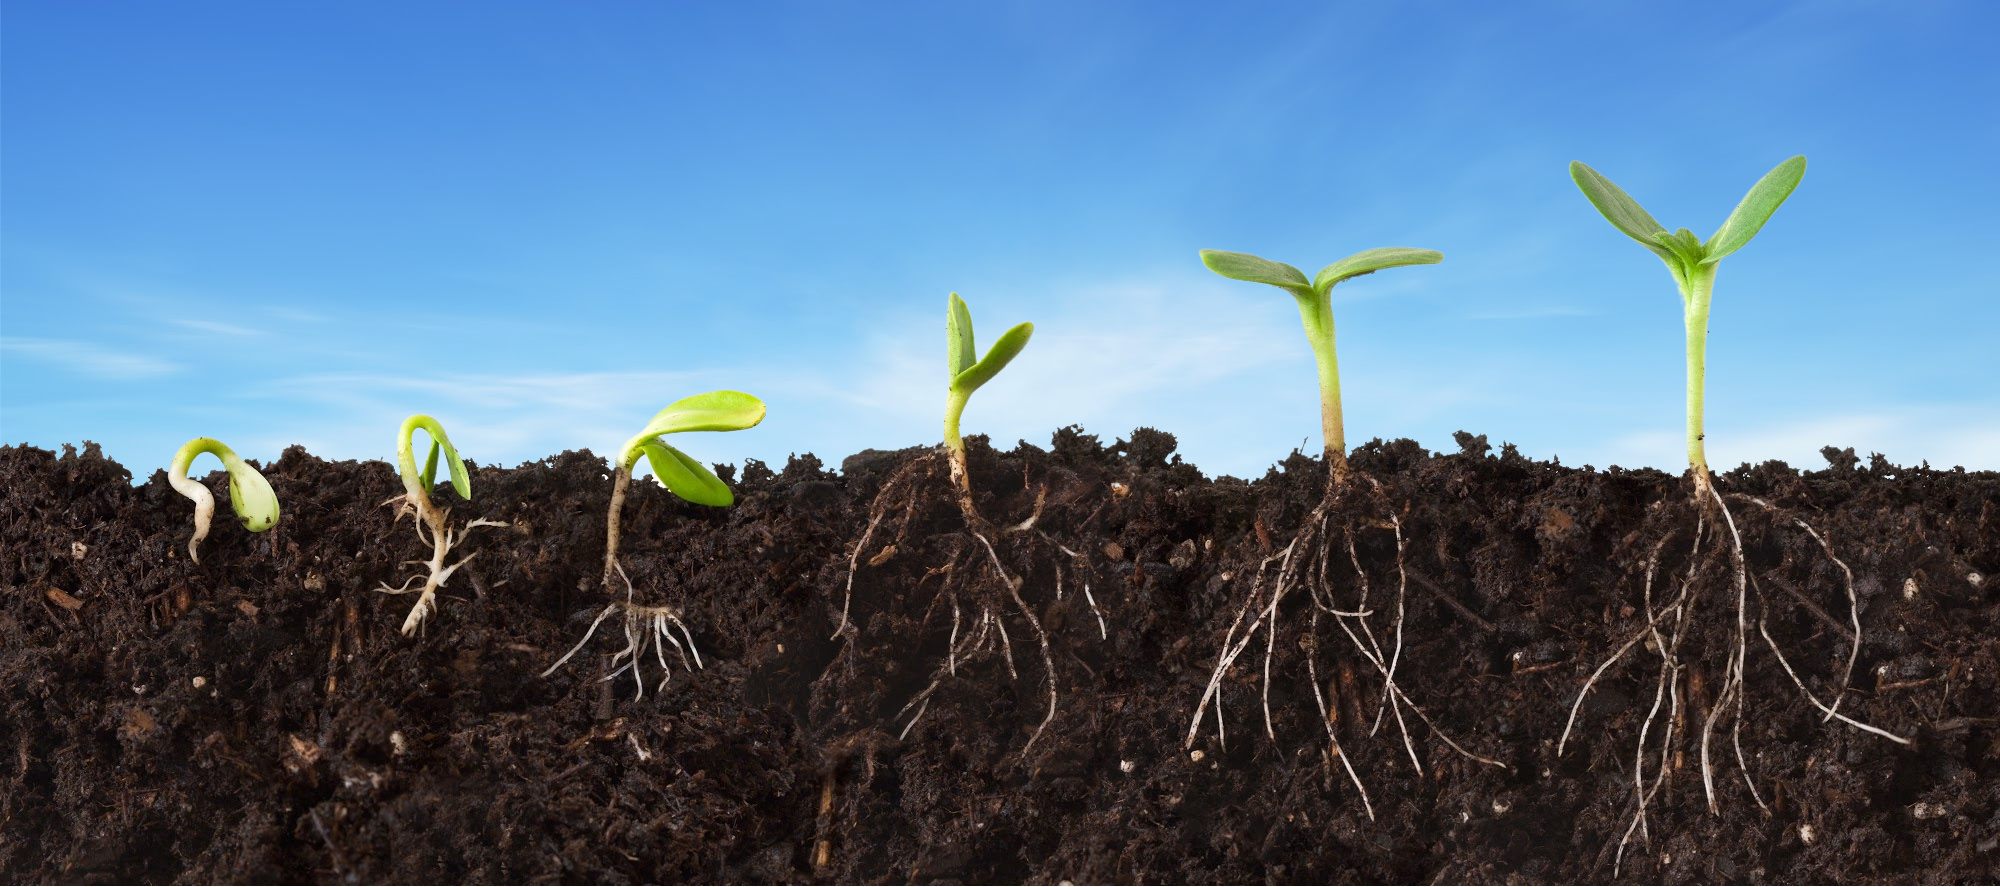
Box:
[4, 430, 1998, 884]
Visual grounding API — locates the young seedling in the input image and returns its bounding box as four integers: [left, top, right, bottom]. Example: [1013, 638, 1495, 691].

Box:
[826, 292, 1062, 764]
[1186, 244, 1503, 818]
[541, 391, 764, 698]
[1570, 155, 1805, 506]
[378, 415, 506, 636]
[1566, 157, 1907, 873]
[167, 437, 279, 563]
[1199, 246, 1440, 485]
[944, 291, 1033, 524]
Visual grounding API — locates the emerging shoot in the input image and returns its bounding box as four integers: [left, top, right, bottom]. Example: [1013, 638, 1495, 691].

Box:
[943, 292, 1033, 519]
[543, 391, 765, 698]
[379, 414, 505, 636]
[1199, 246, 1441, 481]
[1570, 155, 1806, 502]
[167, 437, 279, 563]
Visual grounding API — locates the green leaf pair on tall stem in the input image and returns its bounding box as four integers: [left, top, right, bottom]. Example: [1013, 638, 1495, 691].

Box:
[1570, 155, 1806, 503]
[1199, 246, 1443, 484]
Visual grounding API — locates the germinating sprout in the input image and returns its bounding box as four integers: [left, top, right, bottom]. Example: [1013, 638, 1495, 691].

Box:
[943, 291, 1032, 520]
[379, 414, 506, 636]
[541, 390, 765, 698]
[1199, 246, 1440, 482]
[1570, 155, 1805, 503]
[167, 437, 279, 563]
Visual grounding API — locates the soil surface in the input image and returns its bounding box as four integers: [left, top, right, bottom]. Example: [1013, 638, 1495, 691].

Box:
[4, 431, 1997, 883]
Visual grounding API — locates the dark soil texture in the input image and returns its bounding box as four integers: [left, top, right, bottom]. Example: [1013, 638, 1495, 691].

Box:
[4, 431, 1998, 884]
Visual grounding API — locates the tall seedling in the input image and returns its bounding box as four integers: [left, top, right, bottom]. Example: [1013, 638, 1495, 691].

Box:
[1199, 247, 1441, 485]
[1570, 155, 1805, 505]
[1185, 243, 1503, 819]
[1564, 157, 1908, 872]
[542, 391, 764, 698]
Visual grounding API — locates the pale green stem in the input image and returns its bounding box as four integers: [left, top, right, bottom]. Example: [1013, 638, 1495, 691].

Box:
[396, 414, 431, 508]
[1682, 265, 1718, 496]
[1296, 291, 1348, 479]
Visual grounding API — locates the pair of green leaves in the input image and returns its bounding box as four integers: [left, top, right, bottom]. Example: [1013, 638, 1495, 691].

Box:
[1571, 156, 1806, 289]
[947, 292, 1034, 398]
[1198, 247, 1444, 301]
[398, 414, 472, 506]
[616, 390, 766, 507]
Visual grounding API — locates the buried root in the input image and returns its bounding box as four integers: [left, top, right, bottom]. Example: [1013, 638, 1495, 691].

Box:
[1558, 480, 1912, 875]
[541, 561, 703, 699]
[377, 492, 507, 636]
[830, 450, 1065, 756]
[1186, 473, 1508, 821]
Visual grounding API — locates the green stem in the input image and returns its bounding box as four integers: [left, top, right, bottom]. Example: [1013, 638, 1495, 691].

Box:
[1682, 264, 1718, 494]
[1296, 291, 1347, 478]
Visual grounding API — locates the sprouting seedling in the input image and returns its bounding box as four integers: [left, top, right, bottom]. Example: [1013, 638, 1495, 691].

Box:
[1570, 155, 1806, 503]
[1199, 246, 1442, 482]
[543, 390, 764, 698]
[943, 292, 1033, 516]
[167, 437, 279, 563]
[600, 390, 766, 590]
[379, 414, 505, 636]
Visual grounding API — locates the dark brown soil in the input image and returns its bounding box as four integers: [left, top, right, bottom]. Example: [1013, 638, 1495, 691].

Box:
[4, 431, 1997, 883]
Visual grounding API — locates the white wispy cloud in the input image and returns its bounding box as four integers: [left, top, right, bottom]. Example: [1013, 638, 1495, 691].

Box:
[170, 319, 265, 336]
[0, 337, 184, 380]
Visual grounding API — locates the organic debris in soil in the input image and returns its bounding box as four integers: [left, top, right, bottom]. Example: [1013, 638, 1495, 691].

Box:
[3, 434, 1997, 883]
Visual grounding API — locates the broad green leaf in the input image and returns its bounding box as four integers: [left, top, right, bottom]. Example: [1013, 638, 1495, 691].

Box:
[1570, 161, 1680, 266]
[1312, 247, 1442, 293]
[1199, 250, 1312, 296]
[947, 292, 976, 379]
[642, 439, 733, 506]
[637, 390, 767, 439]
[1704, 155, 1806, 262]
[951, 321, 1033, 394]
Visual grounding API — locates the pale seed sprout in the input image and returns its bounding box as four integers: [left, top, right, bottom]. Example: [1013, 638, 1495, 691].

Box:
[1199, 246, 1442, 482]
[379, 414, 506, 636]
[167, 437, 280, 563]
[542, 391, 765, 698]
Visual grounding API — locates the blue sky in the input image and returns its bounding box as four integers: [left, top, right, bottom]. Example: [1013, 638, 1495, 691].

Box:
[5, 0, 1996, 480]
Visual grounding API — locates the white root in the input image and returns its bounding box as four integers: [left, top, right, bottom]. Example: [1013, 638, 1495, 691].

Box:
[1186, 491, 1503, 784]
[540, 561, 702, 700]
[1572, 483, 1908, 873]
[378, 490, 506, 636]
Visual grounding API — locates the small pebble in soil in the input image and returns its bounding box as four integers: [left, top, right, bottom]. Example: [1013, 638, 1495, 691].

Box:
[1799, 823, 1817, 845]
[1120, 760, 1135, 774]
[1905, 577, 1919, 599]
[191, 676, 207, 689]
[1189, 749, 1204, 762]
[1970, 572, 1985, 588]
[391, 731, 409, 757]
[1912, 802, 1947, 820]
